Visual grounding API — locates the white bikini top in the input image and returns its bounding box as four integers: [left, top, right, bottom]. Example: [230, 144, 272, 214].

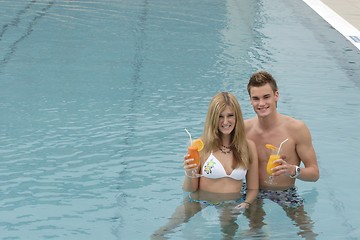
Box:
[201, 153, 247, 180]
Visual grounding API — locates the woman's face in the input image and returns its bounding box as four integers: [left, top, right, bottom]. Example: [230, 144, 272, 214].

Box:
[218, 105, 235, 135]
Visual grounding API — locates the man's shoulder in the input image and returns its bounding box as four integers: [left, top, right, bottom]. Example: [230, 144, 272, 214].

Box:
[281, 114, 307, 131]
[244, 117, 256, 125]
[244, 117, 257, 131]
[246, 138, 255, 147]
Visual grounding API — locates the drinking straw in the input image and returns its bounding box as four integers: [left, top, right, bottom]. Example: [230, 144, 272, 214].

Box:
[184, 128, 192, 146]
[277, 138, 289, 155]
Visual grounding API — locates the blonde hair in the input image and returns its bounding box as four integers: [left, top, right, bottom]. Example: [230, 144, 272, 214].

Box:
[201, 92, 251, 169]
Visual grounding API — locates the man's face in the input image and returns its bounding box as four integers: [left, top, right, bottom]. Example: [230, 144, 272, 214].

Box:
[249, 83, 278, 118]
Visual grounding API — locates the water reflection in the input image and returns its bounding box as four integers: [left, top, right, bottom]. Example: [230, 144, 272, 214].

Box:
[152, 190, 260, 240]
[151, 188, 319, 239]
[251, 200, 318, 239]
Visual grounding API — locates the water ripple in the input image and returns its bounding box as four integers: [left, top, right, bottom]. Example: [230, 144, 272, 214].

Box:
[0, 0, 54, 70]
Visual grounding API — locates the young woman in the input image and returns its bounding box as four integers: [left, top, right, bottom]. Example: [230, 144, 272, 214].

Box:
[152, 92, 258, 239]
[184, 92, 258, 208]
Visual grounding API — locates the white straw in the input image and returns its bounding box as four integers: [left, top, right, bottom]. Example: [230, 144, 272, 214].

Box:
[184, 128, 192, 146]
[277, 138, 289, 155]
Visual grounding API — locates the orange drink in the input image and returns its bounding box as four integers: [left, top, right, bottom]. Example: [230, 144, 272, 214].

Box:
[264, 139, 288, 184]
[184, 130, 203, 178]
[266, 154, 281, 175]
[187, 146, 200, 168]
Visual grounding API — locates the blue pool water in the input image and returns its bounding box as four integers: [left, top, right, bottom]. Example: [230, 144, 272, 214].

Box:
[0, 0, 360, 239]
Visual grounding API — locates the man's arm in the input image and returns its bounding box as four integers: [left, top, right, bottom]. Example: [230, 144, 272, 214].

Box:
[293, 122, 319, 182]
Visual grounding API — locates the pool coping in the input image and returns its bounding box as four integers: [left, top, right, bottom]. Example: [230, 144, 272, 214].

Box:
[303, 0, 360, 51]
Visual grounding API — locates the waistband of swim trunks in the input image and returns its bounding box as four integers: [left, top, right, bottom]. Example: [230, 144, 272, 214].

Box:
[259, 185, 297, 194]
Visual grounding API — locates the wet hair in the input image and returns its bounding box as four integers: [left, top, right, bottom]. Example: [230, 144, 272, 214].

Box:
[247, 70, 278, 96]
[201, 92, 251, 168]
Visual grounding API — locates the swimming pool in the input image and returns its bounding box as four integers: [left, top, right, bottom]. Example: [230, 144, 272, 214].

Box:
[0, 0, 359, 239]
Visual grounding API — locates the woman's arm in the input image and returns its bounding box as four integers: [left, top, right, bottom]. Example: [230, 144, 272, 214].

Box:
[182, 154, 201, 192]
[237, 140, 259, 209]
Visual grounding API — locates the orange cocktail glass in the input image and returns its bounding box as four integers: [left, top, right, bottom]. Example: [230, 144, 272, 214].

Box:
[187, 146, 200, 169]
[266, 153, 281, 175]
[264, 143, 281, 185]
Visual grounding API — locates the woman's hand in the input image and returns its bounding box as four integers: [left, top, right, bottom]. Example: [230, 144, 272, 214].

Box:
[234, 201, 251, 213]
[183, 154, 198, 170]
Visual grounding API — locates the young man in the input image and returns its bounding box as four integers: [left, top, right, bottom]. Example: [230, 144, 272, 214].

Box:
[244, 70, 319, 237]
